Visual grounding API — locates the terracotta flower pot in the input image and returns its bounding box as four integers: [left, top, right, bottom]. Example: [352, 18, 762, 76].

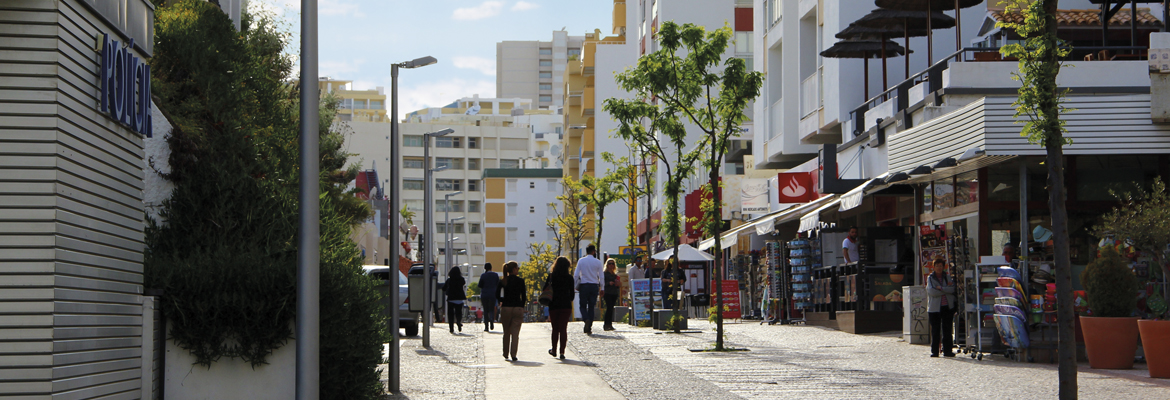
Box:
[1139, 319, 1170, 378]
[1080, 316, 1139, 369]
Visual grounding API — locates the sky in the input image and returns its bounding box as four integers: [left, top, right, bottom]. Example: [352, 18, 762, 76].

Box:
[254, 0, 614, 118]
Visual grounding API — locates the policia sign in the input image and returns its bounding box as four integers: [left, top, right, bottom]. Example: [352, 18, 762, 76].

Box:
[97, 34, 152, 137]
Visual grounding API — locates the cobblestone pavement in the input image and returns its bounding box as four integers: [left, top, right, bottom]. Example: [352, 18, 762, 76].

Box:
[382, 325, 485, 400]
[615, 319, 1170, 400]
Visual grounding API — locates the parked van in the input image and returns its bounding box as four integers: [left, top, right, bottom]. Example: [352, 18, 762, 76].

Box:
[362, 265, 420, 337]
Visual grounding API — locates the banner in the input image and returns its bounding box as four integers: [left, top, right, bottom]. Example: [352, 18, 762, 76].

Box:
[777, 172, 815, 203]
[709, 279, 742, 319]
[630, 278, 663, 324]
[740, 179, 770, 214]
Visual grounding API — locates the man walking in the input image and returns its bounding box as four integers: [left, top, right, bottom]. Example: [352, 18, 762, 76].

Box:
[574, 244, 605, 334]
[478, 262, 500, 331]
[842, 226, 860, 264]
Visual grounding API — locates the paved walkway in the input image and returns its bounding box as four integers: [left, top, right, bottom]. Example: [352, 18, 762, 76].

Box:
[482, 324, 623, 400]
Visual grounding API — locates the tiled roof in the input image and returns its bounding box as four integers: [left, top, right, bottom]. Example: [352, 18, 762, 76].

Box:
[991, 8, 1164, 28]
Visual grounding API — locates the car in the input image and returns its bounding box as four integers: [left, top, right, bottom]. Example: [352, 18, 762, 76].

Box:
[362, 265, 420, 337]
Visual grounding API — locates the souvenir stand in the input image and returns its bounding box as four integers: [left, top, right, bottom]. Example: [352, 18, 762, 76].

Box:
[835, 227, 914, 334]
[787, 238, 813, 324]
[763, 241, 786, 323]
[963, 258, 1009, 360]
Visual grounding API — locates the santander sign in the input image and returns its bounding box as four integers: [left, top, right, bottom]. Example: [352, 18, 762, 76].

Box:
[777, 172, 816, 203]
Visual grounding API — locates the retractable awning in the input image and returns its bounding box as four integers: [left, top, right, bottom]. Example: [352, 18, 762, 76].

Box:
[799, 198, 843, 232]
[697, 204, 796, 251]
[838, 173, 889, 212]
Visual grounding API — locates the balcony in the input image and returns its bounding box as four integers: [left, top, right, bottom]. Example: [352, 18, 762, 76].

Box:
[800, 67, 822, 118]
[582, 129, 595, 158]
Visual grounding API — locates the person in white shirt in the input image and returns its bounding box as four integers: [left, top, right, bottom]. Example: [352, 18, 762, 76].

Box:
[574, 244, 605, 334]
[842, 227, 860, 264]
[626, 254, 644, 281]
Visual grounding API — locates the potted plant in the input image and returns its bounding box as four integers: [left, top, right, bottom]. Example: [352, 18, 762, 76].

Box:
[1079, 245, 1140, 369]
[1095, 178, 1170, 377]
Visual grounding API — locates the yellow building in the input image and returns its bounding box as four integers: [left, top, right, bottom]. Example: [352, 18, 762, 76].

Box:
[482, 168, 564, 268]
[317, 77, 389, 123]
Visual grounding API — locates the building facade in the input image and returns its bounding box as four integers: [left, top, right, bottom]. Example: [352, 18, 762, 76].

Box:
[318, 78, 390, 123]
[497, 31, 586, 109]
[482, 168, 564, 269]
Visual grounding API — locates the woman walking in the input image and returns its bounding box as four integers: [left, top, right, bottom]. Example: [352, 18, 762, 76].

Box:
[545, 257, 575, 359]
[444, 266, 467, 333]
[497, 261, 527, 361]
[602, 259, 621, 331]
[926, 258, 957, 357]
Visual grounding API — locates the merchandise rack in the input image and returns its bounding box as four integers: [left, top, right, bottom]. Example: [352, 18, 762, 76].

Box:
[787, 238, 813, 324]
[764, 241, 784, 323]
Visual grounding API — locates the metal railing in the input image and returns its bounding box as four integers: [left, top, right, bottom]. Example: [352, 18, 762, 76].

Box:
[800, 69, 821, 118]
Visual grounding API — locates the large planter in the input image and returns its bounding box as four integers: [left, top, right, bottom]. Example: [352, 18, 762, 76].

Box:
[1080, 316, 1139, 369]
[1139, 319, 1170, 378]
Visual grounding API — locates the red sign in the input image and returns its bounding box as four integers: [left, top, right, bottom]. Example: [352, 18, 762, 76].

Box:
[777, 172, 815, 203]
[709, 280, 742, 319]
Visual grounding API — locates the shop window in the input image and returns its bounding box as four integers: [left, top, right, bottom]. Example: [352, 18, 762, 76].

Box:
[922, 182, 933, 211]
[1075, 155, 1161, 201]
[955, 171, 979, 207]
[933, 178, 954, 212]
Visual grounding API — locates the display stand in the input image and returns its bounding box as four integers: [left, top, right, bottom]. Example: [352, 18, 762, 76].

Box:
[787, 239, 813, 325]
[764, 241, 784, 324]
[963, 260, 1007, 360]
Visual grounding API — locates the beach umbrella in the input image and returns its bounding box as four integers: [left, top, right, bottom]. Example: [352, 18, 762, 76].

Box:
[820, 38, 909, 99]
[875, 0, 985, 59]
[853, 9, 956, 79]
[836, 23, 930, 91]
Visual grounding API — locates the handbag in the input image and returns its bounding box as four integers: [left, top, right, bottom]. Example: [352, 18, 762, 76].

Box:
[538, 280, 554, 306]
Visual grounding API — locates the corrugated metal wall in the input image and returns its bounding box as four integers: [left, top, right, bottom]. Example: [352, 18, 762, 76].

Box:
[887, 99, 987, 173]
[0, 0, 148, 398]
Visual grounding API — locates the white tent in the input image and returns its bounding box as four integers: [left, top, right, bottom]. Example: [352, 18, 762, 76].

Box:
[650, 244, 715, 262]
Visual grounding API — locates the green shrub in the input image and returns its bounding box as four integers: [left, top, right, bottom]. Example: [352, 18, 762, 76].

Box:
[707, 304, 730, 324]
[1080, 246, 1139, 318]
[666, 314, 686, 330]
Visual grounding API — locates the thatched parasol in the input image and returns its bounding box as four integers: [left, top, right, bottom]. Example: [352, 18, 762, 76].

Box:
[875, 0, 985, 57]
[821, 39, 909, 99]
[836, 23, 930, 91]
[853, 9, 956, 79]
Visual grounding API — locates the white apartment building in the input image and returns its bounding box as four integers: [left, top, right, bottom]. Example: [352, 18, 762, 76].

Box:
[497, 31, 586, 109]
[482, 168, 564, 269]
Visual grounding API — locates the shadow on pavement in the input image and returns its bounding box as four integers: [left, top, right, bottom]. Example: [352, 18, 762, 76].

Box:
[414, 349, 446, 357]
[584, 333, 623, 340]
[557, 359, 598, 367]
[507, 360, 545, 367]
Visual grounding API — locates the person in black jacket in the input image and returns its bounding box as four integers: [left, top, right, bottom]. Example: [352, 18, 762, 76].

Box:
[545, 257, 575, 359]
[497, 261, 527, 361]
[443, 266, 467, 334]
[602, 259, 621, 331]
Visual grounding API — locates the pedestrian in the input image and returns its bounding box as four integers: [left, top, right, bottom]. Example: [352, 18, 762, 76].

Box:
[574, 244, 605, 334]
[478, 262, 500, 332]
[926, 258, 957, 357]
[602, 259, 621, 331]
[627, 254, 644, 280]
[443, 266, 467, 334]
[497, 261, 526, 361]
[843, 226, 860, 264]
[545, 256, 575, 359]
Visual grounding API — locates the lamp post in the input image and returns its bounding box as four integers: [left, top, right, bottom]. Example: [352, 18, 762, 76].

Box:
[388, 55, 437, 393]
[422, 128, 454, 348]
[444, 190, 464, 276]
[296, 1, 319, 399]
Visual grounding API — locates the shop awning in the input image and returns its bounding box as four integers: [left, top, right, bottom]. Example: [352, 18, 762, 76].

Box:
[838, 173, 888, 212]
[799, 198, 842, 232]
[893, 155, 1016, 186]
[697, 204, 796, 250]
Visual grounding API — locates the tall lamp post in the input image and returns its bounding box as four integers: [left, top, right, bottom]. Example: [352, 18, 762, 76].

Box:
[296, 1, 320, 399]
[422, 128, 454, 348]
[388, 55, 437, 393]
[443, 191, 464, 275]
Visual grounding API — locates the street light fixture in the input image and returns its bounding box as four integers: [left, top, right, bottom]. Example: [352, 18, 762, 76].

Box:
[443, 190, 464, 278]
[421, 127, 453, 349]
[389, 56, 437, 393]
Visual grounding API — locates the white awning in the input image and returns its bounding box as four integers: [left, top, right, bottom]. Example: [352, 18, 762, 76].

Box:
[838, 174, 887, 212]
[698, 238, 714, 251]
[721, 234, 737, 249]
[754, 215, 779, 235]
[799, 199, 842, 232]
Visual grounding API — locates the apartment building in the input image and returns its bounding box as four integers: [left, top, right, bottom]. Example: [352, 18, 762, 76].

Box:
[344, 96, 561, 272]
[498, 31, 586, 109]
[482, 168, 564, 269]
[317, 77, 390, 123]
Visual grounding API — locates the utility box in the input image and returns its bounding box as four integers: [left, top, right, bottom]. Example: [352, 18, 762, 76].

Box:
[408, 274, 425, 312]
[903, 285, 929, 344]
[1150, 33, 1170, 123]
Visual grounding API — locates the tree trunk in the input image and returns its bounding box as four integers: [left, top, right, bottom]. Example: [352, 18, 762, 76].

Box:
[596, 207, 604, 257]
[710, 160, 724, 350]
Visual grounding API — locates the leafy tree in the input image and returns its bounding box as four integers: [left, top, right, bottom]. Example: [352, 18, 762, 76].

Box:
[146, 2, 381, 398]
[551, 177, 593, 260]
[602, 149, 654, 247]
[521, 242, 560, 299]
[580, 173, 626, 254]
[999, 1, 1076, 397]
[605, 20, 713, 333]
[468, 281, 481, 297]
[1094, 178, 1170, 318]
[647, 22, 763, 350]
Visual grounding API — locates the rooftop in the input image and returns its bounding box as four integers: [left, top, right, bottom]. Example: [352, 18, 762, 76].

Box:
[990, 8, 1164, 28]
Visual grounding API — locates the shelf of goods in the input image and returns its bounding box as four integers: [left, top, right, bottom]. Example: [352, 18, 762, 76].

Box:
[788, 239, 813, 312]
[963, 262, 1032, 360]
[765, 242, 784, 320]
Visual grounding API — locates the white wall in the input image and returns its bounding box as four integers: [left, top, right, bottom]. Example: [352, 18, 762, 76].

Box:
[165, 334, 295, 400]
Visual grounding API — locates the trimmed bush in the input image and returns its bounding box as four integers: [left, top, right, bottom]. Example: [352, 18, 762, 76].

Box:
[1080, 246, 1139, 318]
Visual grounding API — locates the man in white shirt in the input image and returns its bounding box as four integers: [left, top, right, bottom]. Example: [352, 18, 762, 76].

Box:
[843, 227, 860, 264]
[574, 244, 605, 334]
[626, 254, 644, 280]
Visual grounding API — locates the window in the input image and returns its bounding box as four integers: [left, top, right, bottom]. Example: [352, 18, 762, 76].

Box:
[469, 223, 481, 234]
[529, 206, 535, 214]
[507, 228, 517, 241]
[955, 171, 979, 207]
[539, 60, 553, 67]
[403, 179, 425, 190]
[507, 179, 517, 191]
[435, 136, 461, 148]
[539, 48, 552, 55]
[369, 100, 383, 109]
[467, 137, 479, 149]
[539, 84, 552, 90]
[436, 200, 464, 212]
[500, 159, 520, 169]
[539, 72, 552, 79]
[404, 157, 424, 169]
[507, 204, 517, 216]
[467, 179, 480, 191]
[403, 135, 424, 147]
[468, 158, 480, 170]
[548, 227, 556, 240]
[436, 157, 463, 170]
[436, 222, 464, 234]
[404, 199, 424, 212]
[539, 95, 552, 103]
[529, 181, 536, 189]
[547, 180, 557, 192]
[529, 230, 535, 238]
[468, 200, 481, 213]
[734, 31, 753, 53]
[353, 99, 366, 109]
[436, 179, 462, 191]
[568, 48, 581, 57]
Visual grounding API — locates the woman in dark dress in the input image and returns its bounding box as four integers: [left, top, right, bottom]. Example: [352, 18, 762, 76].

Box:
[497, 261, 527, 361]
[444, 266, 467, 333]
[602, 259, 621, 331]
[545, 257, 575, 360]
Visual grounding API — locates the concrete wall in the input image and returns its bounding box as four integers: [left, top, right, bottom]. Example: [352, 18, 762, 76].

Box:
[164, 331, 295, 400]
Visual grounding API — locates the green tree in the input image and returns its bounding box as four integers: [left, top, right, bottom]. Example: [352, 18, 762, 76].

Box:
[520, 242, 559, 299]
[647, 22, 763, 349]
[602, 149, 654, 247]
[1094, 178, 1170, 318]
[605, 20, 714, 333]
[580, 173, 626, 254]
[146, 2, 381, 398]
[999, 1, 1075, 397]
[551, 177, 593, 260]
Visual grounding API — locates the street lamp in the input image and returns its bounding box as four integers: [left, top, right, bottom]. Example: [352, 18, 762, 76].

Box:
[422, 128, 453, 349]
[389, 56, 437, 393]
[443, 191, 464, 277]
[297, 2, 320, 399]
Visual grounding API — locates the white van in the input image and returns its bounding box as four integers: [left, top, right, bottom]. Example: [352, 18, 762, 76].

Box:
[362, 265, 420, 337]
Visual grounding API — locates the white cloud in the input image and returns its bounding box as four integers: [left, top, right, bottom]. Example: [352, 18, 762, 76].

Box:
[511, 1, 539, 11]
[398, 79, 496, 118]
[453, 56, 496, 76]
[252, 0, 358, 16]
[319, 59, 365, 79]
[320, 0, 360, 16]
[452, 1, 504, 21]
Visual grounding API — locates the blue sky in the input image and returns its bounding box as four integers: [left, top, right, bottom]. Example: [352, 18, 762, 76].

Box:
[257, 0, 613, 117]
